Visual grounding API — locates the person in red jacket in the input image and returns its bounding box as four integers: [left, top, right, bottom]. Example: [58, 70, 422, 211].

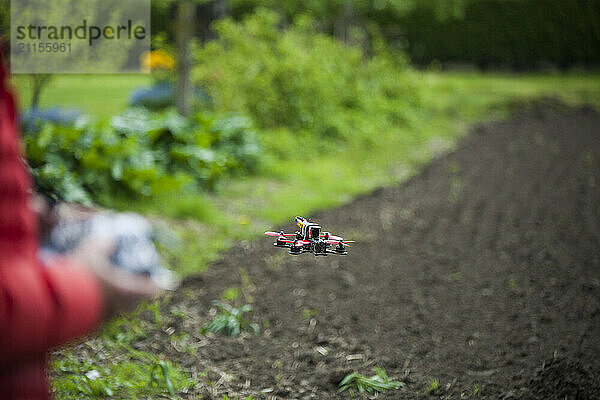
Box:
[0, 57, 161, 398]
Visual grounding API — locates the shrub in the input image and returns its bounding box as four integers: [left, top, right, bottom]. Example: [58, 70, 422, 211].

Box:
[22, 107, 262, 204]
[227, 0, 600, 69]
[399, 0, 600, 69]
[193, 10, 419, 147]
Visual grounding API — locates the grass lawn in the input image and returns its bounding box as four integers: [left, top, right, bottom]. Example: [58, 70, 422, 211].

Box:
[420, 71, 600, 119]
[11, 74, 151, 117]
[12, 70, 600, 398]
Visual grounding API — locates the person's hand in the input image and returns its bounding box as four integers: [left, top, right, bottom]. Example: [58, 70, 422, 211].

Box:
[31, 196, 98, 241]
[30, 195, 55, 240]
[69, 238, 162, 319]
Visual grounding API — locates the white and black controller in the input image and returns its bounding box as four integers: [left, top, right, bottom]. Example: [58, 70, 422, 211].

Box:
[42, 212, 180, 290]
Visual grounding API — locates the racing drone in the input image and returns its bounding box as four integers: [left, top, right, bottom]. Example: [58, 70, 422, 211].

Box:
[265, 216, 354, 256]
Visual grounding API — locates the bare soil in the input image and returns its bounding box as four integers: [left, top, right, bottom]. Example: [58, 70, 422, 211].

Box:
[150, 101, 600, 399]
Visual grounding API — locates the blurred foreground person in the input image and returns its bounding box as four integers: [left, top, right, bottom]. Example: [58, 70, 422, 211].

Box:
[0, 58, 160, 398]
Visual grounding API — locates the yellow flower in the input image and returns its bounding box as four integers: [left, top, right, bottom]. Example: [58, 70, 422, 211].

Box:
[140, 50, 176, 71]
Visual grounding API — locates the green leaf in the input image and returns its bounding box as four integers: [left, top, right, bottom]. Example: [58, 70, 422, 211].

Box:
[338, 367, 404, 394]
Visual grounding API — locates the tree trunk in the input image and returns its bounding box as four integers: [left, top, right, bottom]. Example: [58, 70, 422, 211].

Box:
[334, 2, 354, 44]
[198, 0, 228, 43]
[30, 74, 52, 110]
[175, 0, 195, 117]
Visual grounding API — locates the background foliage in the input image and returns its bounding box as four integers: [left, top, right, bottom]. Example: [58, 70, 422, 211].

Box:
[3, 0, 599, 69]
[146, 0, 600, 69]
[22, 108, 261, 204]
[193, 10, 419, 149]
[397, 0, 600, 68]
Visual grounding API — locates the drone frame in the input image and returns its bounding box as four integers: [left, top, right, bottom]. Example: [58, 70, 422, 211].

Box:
[265, 227, 354, 256]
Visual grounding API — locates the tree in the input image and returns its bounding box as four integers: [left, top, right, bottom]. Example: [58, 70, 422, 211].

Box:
[156, 0, 227, 116]
[175, 0, 195, 116]
[29, 74, 52, 109]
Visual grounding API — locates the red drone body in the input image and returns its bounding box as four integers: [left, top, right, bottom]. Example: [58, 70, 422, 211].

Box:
[265, 216, 354, 256]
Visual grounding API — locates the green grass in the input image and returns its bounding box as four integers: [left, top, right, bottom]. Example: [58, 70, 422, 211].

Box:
[421, 71, 600, 116]
[428, 377, 440, 394]
[53, 357, 188, 398]
[110, 192, 223, 224]
[51, 308, 198, 399]
[11, 74, 151, 117]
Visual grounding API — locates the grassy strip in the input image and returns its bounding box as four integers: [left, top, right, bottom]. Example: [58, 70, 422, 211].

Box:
[52, 310, 198, 399]
[12, 74, 151, 117]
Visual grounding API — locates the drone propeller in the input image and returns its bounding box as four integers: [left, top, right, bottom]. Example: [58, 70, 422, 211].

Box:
[325, 239, 354, 246]
[265, 231, 296, 237]
[279, 239, 310, 246]
[327, 234, 343, 241]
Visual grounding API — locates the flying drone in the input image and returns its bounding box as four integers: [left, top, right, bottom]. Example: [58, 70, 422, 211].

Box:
[265, 216, 355, 256]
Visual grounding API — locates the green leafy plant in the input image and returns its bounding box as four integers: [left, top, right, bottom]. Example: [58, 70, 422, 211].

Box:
[428, 377, 440, 394]
[201, 301, 260, 337]
[474, 382, 481, 396]
[150, 360, 175, 396]
[23, 107, 262, 205]
[338, 366, 404, 394]
[221, 287, 241, 302]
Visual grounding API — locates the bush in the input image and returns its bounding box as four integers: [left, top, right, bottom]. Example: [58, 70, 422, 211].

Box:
[398, 0, 600, 69]
[226, 0, 600, 69]
[22, 107, 262, 204]
[192, 10, 419, 147]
